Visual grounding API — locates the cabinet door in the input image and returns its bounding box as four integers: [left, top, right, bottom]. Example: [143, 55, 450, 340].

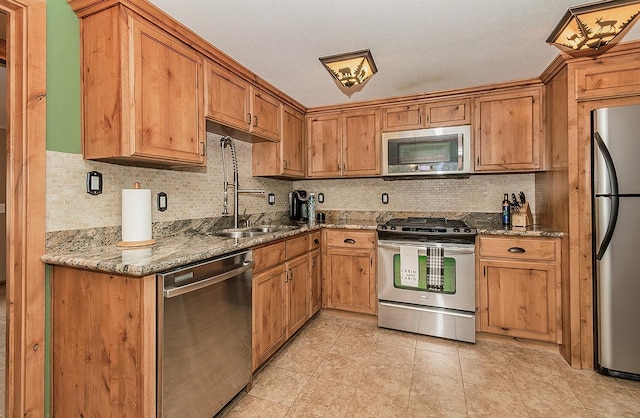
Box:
[326, 248, 376, 315]
[252, 105, 304, 178]
[342, 109, 381, 176]
[309, 248, 322, 316]
[286, 254, 310, 338]
[425, 98, 470, 127]
[204, 59, 250, 131]
[307, 113, 342, 177]
[250, 87, 281, 142]
[252, 265, 286, 370]
[474, 87, 542, 172]
[479, 259, 557, 342]
[575, 54, 640, 100]
[131, 16, 205, 164]
[381, 104, 423, 132]
[52, 267, 156, 418]
[281, 106, 305, 176]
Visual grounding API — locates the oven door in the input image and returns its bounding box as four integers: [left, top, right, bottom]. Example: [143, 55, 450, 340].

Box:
[377, 240, 475, 312]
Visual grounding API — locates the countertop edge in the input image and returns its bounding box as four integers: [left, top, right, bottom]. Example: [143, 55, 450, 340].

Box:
[42, 222, 562, 277]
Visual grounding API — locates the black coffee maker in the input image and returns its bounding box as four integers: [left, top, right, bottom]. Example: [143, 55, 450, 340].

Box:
[289, 190, 309, 221]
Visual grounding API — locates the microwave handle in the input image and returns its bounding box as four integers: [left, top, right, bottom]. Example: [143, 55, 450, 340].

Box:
[457, 133, 464, 170]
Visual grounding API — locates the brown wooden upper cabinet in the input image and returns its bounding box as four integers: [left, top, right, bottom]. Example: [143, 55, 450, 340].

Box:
[77, 5, 205, 167]
[204, 60, 251, 132]
[250, 86, 281, 142]
[253, 105, 305, 178]
[574, 54, 640, 101]
[473, 87, 543, 172]
[307, 109, 381, 178]
[205, 59, 281, 142]
[381, 98, 471, 132]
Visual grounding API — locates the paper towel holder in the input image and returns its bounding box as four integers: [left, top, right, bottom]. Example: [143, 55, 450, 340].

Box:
[117, 182, 157, 248]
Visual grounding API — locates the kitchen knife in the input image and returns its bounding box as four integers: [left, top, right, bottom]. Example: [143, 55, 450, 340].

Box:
[511, 193, 520, 209]
[519, 191, 526, 204]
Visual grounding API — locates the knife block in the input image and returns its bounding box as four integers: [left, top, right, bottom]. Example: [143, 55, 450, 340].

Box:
[512, 202, 533, 227]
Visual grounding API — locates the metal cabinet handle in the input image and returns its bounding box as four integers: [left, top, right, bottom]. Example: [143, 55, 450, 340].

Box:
[344, 238, 356, 244]
[289, 269, 293, 281]
[285, 270, 289, 283]
[246, 113, 252, 125]
[200, 141, 205, 157]
[253, 115, 258, 127]
[283, 160, 288, 169]
[508, 247, 526, 253]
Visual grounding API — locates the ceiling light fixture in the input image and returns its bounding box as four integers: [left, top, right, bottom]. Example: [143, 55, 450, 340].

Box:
[547, 0, 640, 56]
[319, 49, 378, 89]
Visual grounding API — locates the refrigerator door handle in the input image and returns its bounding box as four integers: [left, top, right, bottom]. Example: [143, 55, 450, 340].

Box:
[594, 132, 620, 261]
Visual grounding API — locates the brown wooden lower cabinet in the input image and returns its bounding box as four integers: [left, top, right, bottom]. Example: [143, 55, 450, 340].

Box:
[286, 253, 311, 338]
[323, 229, 377, 315]
[252, 232, 320, 370]
[51, 266, 156, 418]
[252, 263, 287, 369]
[310, 247, 322, 316]
[477, 235, 562, 343]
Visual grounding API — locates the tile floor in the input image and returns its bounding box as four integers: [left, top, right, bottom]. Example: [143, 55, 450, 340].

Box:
[220, 310, 640, 418]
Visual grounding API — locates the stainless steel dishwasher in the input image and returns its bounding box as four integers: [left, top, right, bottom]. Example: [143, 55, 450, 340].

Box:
[157, 250, 253, 417]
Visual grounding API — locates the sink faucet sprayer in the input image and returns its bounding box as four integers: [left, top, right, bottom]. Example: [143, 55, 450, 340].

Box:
[220, 136, 265, 229]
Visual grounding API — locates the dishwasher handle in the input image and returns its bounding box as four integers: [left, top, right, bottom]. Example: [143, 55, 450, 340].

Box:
[164, 260, 254, 299]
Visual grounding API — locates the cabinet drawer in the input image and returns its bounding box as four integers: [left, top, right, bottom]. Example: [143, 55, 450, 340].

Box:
[479, 236, 556, 261]
[286, 234, 309, 259]
[253, 241, 286, 273]
[309, 231, 321, 251]
[325, 229, 376, 249]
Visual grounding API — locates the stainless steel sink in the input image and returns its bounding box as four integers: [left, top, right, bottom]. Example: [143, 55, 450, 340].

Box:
[215, 230, 267, 238]
[251, 225, 300, 233]
[213, 225, 300, 238]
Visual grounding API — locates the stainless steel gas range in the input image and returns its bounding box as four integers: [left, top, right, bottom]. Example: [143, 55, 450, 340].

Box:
[377, 217, 477, 343]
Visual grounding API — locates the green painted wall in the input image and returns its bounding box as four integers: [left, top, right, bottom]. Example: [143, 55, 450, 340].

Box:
[46, 0, 81, 154]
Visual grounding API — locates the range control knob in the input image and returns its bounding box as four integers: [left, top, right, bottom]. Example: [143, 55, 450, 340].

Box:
[381, 225, 387, 229]
[453, 227, 460, 233]
[464, 228, 471, 233]
[390, 226, 397, 230]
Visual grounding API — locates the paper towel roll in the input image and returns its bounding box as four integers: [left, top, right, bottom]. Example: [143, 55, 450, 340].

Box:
[120, 185, 153, 245]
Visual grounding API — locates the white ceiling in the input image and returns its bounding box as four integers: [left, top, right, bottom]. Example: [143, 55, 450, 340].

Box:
[149, 0, 640, 108]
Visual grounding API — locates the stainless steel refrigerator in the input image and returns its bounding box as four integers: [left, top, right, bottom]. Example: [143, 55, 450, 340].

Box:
[593, 104, 640, 380]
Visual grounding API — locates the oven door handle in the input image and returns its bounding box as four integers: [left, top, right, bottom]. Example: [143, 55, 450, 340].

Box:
[377, 240, 476, 255]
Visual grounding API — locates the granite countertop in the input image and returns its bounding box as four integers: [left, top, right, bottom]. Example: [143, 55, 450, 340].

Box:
[42, 214, 561, 277]
[469, 216, 564, 238]
[41, 220, 379, 277]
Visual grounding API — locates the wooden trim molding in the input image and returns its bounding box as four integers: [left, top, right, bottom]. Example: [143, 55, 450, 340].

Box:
[0, 0, 47, 416]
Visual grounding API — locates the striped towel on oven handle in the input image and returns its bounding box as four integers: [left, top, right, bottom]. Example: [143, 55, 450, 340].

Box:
[426, 246, 444, 291]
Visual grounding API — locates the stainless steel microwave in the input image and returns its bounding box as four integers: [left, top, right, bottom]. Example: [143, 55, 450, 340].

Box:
[382, 125, 471, 177]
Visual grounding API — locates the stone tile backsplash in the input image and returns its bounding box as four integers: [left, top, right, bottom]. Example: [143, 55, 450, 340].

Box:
[46, 133, 293, 232]
[46, 132, 535, 232]
[293, 174, 535, 214]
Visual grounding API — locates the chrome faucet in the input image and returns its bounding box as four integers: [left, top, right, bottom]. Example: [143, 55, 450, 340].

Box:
[220, 136, 265, 229]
